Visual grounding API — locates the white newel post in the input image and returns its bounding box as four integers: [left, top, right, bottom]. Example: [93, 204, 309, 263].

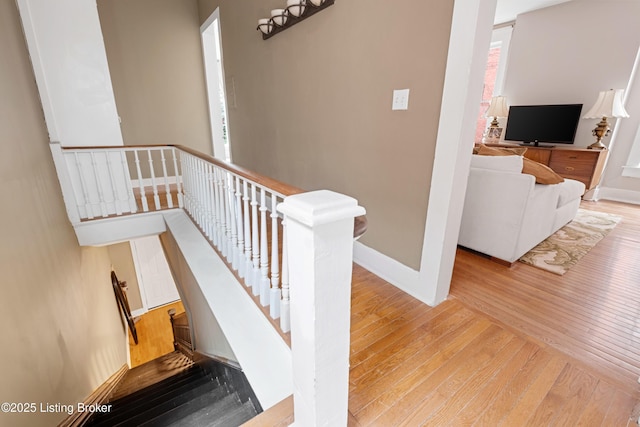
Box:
[277, 190, 365, 427]
[49, 143, 81, 225]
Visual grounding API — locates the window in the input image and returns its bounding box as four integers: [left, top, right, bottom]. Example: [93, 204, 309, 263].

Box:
[475, 26, 513, 144]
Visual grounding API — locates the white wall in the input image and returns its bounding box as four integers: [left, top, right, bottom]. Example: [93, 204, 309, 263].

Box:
[160, 210, 292, 410]
[160, 228, 238, 364]
[17, 0, 123, 146]
[502, 0, 640, 201]
[599, 46, 640, 202]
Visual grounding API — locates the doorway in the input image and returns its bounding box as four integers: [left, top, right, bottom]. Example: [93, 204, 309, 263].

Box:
[130, 235, 180, 310]
[201, 8, 231, 161]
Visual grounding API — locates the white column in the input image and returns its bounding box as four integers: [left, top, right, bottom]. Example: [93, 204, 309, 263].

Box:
[277, 190, 365, 427]
[16, 0, 123, 147]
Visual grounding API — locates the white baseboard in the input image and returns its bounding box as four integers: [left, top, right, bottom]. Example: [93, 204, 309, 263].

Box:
[131, 308, 147, 317]
[353, 242, 425, 302]
[592, 186, 640, 205]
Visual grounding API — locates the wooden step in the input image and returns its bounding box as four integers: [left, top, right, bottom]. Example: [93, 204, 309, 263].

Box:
[111, 351, 193, 400]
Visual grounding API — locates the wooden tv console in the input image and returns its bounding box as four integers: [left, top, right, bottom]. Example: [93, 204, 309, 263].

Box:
[492, 144, 608, 191]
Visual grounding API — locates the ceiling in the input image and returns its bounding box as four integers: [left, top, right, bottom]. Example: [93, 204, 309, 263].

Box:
[494, 0, 573, 25]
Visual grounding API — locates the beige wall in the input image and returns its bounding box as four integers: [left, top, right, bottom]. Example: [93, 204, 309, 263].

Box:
[0, 2, 128, 425]
[97, 0, 213, 156]
[199, 0, 454, 269]
[108, 243, 144, 311]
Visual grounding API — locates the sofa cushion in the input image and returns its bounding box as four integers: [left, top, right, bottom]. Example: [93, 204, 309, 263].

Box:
[470, 154, 523, 173]
[557, 178, 586, 207]
[476, 144, 564, 185]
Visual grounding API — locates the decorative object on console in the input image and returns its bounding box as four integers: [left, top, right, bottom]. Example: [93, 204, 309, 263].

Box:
[483, 96, 508, 143]
[583, 89, 629, 150]
[257, 0, 334, 40]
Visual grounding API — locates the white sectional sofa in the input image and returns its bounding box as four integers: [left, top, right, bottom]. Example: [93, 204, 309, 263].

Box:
[458, 154, 586, 264]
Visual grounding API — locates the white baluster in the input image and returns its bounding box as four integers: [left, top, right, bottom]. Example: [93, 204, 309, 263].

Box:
[123, 151, 137, 213]
[217, 167, 228, 257]
[181, 154, 189, 213]
[133, 150, 148, 212]
[207, 163, 216, 243]
[172, 148, 184, 208]
[197, 158, 205, 228]
[160, 149, 173, 209]
[280, 219, 290, 332]
[259, 188, 269, 298]
[74, 152, 93, 219]
[105, 151, 122, 216]
[185, 154, 194, 217]
[225, 173, 235, 264]
[269, 195, 281, 317]
[147, 150, 161, 210]
[235, 176, 245, 278]
[90, 152, 109, 217]
[200, 160, 209, 237]
[213, 167, 223, 251]
[190, 156, 198, 224]
[243, 180, 253, 287]
[251, 184, 261, 292]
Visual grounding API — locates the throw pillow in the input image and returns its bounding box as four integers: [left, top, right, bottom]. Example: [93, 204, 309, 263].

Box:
[476, 144, 528, 156]
[522, 157, 565, 184]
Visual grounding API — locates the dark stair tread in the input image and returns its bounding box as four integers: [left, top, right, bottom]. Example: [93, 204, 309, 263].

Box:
[168, 393, 258, 427]
[111, 351, 194, 400]
[106, 365, 210, 408]
[89, 376, 220, 427]
[87, 354, 262, 427]
[142, 392, 242, 427]
[209, 399, 260, 427]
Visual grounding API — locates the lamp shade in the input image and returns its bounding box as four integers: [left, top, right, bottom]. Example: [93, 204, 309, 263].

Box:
[583, 89, 629, 119]
[485, 96, 509, 118]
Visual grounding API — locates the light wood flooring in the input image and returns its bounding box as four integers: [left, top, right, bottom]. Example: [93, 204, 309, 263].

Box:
[128, 300, 185, 367]
[248, 200, 640, 426]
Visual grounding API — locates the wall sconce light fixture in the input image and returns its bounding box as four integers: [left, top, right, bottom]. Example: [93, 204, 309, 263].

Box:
[257, 0, 335, 40]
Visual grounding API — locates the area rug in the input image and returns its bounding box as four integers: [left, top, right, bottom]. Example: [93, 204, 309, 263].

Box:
[519, 209, 622, 275]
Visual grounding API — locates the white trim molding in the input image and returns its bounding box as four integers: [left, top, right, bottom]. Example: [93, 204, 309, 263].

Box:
[353, 242, 421, 299]
[591, 186, 640, 205]
[622, 165, 640, 178]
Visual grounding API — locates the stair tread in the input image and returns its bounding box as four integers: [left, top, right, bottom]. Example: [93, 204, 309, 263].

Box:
[168, 393, 258, 427]
[107, 366, 209, 408]
[111, 351, 194, 400]
[136, 384, 236, 427]
[89, 376, 220, 427]
[86, 354, 261, 427]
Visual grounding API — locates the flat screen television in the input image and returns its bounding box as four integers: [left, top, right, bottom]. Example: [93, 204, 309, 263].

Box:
[503, 104, 583, 146]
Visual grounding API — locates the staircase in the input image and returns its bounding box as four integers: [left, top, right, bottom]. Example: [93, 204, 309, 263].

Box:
[86, 352, 261, 427]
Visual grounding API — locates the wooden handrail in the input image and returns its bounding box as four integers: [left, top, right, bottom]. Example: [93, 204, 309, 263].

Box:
[59, 143, 367, 238]
[169, 309, 194, 358]
[354, 215, 368, 240]
[174, 145, 305, 197]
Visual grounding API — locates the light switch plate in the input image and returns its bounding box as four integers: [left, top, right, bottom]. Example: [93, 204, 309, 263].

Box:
[392, 89, 410, 110]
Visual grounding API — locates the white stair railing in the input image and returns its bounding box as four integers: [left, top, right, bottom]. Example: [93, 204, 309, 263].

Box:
[179, 148, 297, 331]
[51, 143, 184, 222]
[51, 142, 367, 426]
[51, 143, 306, 333]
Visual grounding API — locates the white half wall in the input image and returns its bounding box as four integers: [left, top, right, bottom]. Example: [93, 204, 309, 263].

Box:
[16, 0, 123, 146]
[161, 210, 292, 410]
